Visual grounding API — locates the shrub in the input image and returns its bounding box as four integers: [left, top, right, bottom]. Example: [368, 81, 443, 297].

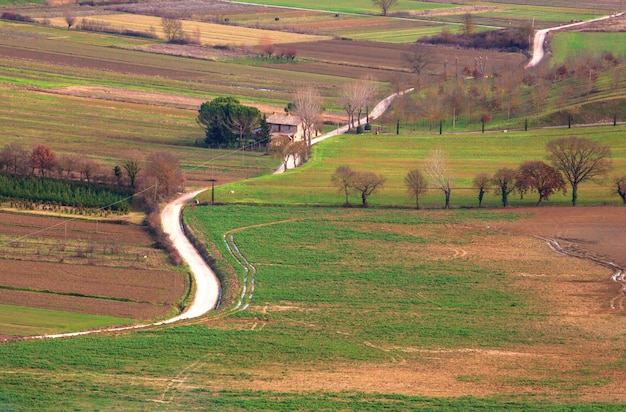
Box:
[1, 12, 34, 23]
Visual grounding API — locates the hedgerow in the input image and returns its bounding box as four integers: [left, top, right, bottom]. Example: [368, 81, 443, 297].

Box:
[0, 174, 131, 211]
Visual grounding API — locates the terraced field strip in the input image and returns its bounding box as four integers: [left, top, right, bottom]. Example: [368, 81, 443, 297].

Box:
[230, 0, 456, 15]
[47, 14, 331, 46]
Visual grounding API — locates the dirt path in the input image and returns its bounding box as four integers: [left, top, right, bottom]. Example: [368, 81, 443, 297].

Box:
[21, 190, 219, 340]
[494, 207, 626, 312]
[275, 88, 413, 172]
[526, 12, 625, 68]
[160, 189, 221, 320]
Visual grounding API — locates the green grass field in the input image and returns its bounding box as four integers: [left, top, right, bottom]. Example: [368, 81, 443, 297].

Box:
[0, 305, 134, 337]
[0, 204, 622, 409]
[201, 125, 626, 208]
[550, 32, 626, 64]
[231, 0, 455, 15]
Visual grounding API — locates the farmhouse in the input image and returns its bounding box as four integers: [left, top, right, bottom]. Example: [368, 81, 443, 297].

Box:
[265, 114, 319, 142]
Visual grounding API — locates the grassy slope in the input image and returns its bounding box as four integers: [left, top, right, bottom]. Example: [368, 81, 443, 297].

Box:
[203, 125, 626, 208]
[229, 0, 455, 15]
[550, 32, 626, 64]
[0, 205, 623, 409]
[0, 305, 134, 337]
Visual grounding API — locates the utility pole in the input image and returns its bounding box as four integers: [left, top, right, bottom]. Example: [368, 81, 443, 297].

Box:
[208, 179, 217, 205]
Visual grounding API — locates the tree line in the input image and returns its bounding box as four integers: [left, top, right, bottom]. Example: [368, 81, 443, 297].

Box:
[0, 143, 185, 208]
[331, 136, 624, 208]
[391, 43, 623, 131]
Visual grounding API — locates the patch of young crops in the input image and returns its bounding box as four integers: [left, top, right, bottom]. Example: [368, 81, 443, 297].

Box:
[0, 175, 131, 211]
[204, 125, 626, 208]
[0, 304, 134, 337]
[185, 205, 541, 349]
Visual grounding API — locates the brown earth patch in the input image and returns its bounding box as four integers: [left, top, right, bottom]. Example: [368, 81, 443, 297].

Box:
[282, 39, 527, 83]
[0, 260, 185, 304]
[0, 289, 167, 320]
[0, 211, 187, 324]
[494, 206, 626, 271]
[54, 85, 283, 114]
[0, 211, 152, 244]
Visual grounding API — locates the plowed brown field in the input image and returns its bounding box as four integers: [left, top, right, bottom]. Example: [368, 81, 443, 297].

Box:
[496, 206, 626, 270]
[0, 212, 187, 323]
[0, 212, 152, 244]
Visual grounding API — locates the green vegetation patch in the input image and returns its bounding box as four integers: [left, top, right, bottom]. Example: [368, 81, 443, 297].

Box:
[0, 175, 132, 211]
[203, 126, 626, 208]
[550, 32, 626, 65]
[230, 0, 454, 15]
[0, 304, 133, 337]
[186, 205, 540, 348]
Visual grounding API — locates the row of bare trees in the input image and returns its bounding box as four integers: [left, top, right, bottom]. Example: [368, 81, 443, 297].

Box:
[331, 166, 386, 207]
[0, 143, 184, 200]
[338, 76, 380, 131]
[331, 136, 619, 208]
[392, 43, 623, 130]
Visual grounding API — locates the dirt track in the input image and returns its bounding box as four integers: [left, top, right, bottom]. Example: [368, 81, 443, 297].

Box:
[495, 206, 626, 312]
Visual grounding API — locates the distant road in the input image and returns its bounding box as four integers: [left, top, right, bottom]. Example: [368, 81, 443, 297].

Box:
[274, 87, 413, 172]
[526, 12, 625, 68]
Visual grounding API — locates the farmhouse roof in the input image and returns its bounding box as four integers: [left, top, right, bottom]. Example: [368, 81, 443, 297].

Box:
[267, 114, 301, 126]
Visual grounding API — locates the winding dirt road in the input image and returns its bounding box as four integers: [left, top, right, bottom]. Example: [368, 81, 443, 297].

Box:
[526, 12, 625, 68]
[275, 88, 413, 172]
[160, 189, 221, 320]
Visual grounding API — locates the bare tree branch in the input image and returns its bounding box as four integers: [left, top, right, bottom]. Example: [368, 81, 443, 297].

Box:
[425, 148, 452, 209]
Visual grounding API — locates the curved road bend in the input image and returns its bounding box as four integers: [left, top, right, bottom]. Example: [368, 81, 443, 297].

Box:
[160, 189, 221, 322]
[26, 89, 412, 340]
[275, 88, 414, 172]
[526, 12, 625, 68]
[25, 190, 219, 340]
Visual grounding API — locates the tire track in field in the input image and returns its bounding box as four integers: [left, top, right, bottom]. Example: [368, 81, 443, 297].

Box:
[222, 219, 301, 312]
[542, 236, 626, 311]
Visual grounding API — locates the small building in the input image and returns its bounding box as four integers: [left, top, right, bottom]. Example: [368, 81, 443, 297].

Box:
[266, 114, 305, 142]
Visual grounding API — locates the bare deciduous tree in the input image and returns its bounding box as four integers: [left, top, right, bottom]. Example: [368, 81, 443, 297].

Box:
[331, 165, 355, 206]
[338, 77, 379, 131]
[31, 144, 57, 178]
[462, 13, 475, 36]
[351, 171, 385, 207]
[615, 175, 626, 204]
[402, 42, 431, 88]
[64, 11, 76, 30]
[0, 143, 29, 175]
[425, 149, 452, 209]
[472, 173, 491, 208]
[269, 136, 306, 171]
[372, 0, 398, 16]
[143, 151, 185, 200]
[338, 82, 359, 131]
[260, 35, 274, 58]
[491, 168, 518, 207]
[518, 160, 566, 206]
[56, 154, 80, 179]
[547, 136, 612, 206]
[161, 17, 184, 43]
[404, 169, 428, 209]
[79, 158, 101, 184]
[294, 85, 322, 152]
[123, 153, 143, 190]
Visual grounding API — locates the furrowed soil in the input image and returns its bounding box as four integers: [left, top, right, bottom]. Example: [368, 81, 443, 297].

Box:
[0, 212, 187, 326]
[268, 39, 527, 83]
[496, 207, 626, 271]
